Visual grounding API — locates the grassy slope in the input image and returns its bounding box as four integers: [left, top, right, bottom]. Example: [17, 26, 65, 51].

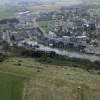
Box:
[0, 57, 100, 100]
[0, 72, 25, 100]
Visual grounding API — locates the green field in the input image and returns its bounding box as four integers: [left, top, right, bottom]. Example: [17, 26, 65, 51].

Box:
[0, 7, 16, 19]
[37, 20, 54, 32]
[0, 57, 100, 100]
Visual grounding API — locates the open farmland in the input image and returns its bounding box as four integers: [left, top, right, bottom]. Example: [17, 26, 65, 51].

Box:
[31, 4, 61, 13]
[0, 57, 100, 100]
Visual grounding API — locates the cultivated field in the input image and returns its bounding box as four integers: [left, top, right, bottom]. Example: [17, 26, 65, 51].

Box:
[31, 4, 61, 13]
[0, 57, 100, 100]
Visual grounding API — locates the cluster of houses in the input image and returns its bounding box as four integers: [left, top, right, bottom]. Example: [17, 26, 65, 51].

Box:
[16, 11, 34, 29]
[37, 6, 100, 55]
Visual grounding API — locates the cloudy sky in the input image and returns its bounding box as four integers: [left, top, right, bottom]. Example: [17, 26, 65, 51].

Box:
[0, 0, 100, 5]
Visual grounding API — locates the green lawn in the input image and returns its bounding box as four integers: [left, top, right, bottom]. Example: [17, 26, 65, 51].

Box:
[0, 72, 25, 100]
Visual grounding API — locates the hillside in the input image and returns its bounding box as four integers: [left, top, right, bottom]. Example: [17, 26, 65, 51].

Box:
[0, 56, 100, 100]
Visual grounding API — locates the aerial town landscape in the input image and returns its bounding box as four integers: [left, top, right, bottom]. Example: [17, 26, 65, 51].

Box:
[1, 1, 100, 61]
[0, 0, 100, 100]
